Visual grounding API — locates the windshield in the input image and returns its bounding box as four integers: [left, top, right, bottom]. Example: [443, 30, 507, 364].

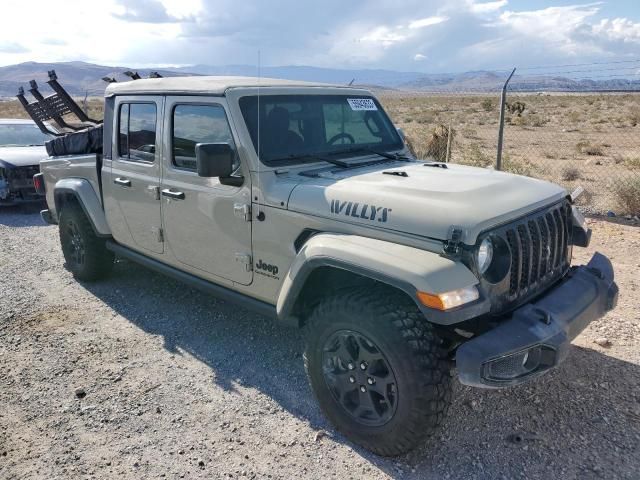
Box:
[239, 95, 403, 166]
[0, 123, 52, 146]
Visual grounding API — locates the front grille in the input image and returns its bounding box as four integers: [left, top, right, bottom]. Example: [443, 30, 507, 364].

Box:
[502, 202, 572, 302]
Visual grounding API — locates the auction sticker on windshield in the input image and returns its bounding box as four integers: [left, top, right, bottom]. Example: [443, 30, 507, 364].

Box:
[347, 98, 377, 111]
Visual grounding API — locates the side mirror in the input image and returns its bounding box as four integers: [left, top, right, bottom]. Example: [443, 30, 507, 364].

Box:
[396, 127, 405, 141]
[196, 143, 235, 178]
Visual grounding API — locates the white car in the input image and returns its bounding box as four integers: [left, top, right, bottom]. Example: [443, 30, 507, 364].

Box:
[0, 119, 53, 205]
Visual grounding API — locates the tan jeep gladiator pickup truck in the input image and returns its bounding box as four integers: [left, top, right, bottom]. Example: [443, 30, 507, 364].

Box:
[34, 76, 618, 455]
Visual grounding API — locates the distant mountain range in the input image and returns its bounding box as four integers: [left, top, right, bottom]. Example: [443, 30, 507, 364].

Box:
[0, 61, 638, 98]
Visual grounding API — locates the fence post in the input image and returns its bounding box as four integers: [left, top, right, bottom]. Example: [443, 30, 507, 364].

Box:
[445, 122, 452, 163]
[496, 68, 516, 171]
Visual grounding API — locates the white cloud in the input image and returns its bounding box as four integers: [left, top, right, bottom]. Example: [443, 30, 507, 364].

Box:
[591, 17, 640, 43]
[468, 0, 507, 14]
[408, 16, 449, 29]
[0, 0, 637, 74]
[360, 27, 408, 47]
[498, 5, 599, 40]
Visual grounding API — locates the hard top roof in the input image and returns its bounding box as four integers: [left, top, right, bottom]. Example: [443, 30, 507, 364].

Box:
[105, 75, 368, 96]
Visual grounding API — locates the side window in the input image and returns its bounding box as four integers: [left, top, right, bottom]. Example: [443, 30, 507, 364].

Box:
[172, 104, 235, 171]
[118, 103, 157, 162]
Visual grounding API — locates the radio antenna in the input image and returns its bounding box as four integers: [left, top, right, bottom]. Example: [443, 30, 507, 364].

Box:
[256, 50, 262, 218]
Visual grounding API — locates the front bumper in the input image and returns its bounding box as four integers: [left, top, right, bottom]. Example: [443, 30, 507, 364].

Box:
[456, 252, 618, 388]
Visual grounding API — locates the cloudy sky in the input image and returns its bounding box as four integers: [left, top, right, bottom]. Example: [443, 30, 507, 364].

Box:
[0, 0, 639, 73]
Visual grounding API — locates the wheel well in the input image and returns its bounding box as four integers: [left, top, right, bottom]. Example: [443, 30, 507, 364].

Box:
[54, 190, 100, 235]
[54, 190, 80, 213]
[291, 266, 416, 328]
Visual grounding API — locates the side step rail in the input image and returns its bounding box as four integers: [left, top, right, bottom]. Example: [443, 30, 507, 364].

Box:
[105, 241, 277, 321]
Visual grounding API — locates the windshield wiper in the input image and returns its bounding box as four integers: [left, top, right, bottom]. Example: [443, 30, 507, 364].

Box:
[269, 153, 351, 168]
[327, 147, 411, 161]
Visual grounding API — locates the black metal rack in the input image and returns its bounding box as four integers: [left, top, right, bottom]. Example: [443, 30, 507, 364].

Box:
[16, 70, 102, 136]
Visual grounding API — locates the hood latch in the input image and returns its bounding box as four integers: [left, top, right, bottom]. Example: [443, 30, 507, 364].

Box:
[443, 226, 464, 256]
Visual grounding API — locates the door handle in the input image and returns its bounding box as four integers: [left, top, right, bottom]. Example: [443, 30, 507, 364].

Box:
[161, 189, 185, 200]
[114, 177, 131, 187]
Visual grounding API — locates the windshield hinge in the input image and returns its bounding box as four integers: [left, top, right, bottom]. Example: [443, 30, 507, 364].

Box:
[234, 203, 252, 222]
[152, 226, 164, 243]
[235, 253, 253, 272]
[443, 226, 463, 256]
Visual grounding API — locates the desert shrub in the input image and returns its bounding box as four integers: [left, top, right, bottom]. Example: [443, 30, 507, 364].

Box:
[502, 154, 537, 177]
[461, 127, 479, 139]
[509, 115, 528, 127]
[506, 101, 526, 116]
[614, 178, 640, 215]
[481, 98, 494, 112]
[460, 144, 493, 168]
[568, 111, 581, 123]
[628, 108, 640, 127]
[424, 124, 455, 162]
[575, 140, 604, 156]
[529, 115, 548, 127]
[624, 156, 640, 169]
[561, 166, 581, 181]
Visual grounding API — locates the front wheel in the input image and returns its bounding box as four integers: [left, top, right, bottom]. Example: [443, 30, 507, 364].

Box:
[303, 287, 453, 456]
[59, 202, 114, 281]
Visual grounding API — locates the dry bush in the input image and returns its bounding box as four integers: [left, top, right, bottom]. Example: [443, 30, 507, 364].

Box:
[614, 178, 640, 215]
[568, 111, 581, 123]
[481, 98, 494, 112]
[575, 140, 604, 156]
[561, 166, 581, 181]
[628, 108, 640, 127]
[502, 154, 537, 177]
[509, 115, 528, 127]
[529, 115, 548, 127]
[460, 144, 493, 168]
[461, 127, 479, 139]
[425, 124, 454, 162]
[624, 157, 640, 169]
[506, 101, 526, 116]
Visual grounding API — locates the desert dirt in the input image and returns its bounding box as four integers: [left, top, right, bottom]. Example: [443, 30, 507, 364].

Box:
[379, 92, 640, 215]
[0, 205, 639, 480]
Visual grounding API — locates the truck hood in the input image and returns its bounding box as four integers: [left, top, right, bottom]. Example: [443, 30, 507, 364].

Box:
[0, 145, 48, 168]
[287, 162, 567, 244]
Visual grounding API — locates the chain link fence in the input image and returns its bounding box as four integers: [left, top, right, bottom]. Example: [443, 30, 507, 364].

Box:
[379, 87, 640, 216]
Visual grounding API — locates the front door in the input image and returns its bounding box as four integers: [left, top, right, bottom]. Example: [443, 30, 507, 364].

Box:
[160, 97, 252, 285]
[107, 97, 164, 254]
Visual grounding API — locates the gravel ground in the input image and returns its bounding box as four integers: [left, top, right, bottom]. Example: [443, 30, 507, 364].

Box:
[1, 205, 639, 480]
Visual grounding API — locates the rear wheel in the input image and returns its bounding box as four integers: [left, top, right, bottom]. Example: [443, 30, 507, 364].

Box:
[303, 287, 452, 456]
[59, 202, 114, 281]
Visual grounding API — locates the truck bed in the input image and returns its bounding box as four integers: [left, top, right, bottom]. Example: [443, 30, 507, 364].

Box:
[40, 153, 103, 219]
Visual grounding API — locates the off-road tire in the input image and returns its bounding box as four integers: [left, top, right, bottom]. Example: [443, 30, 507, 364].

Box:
[59, 202, 114, 281]
[303, 287, 452, 456]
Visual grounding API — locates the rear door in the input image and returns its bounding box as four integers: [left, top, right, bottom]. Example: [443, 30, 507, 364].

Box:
[160, 96, 252, 285]
[106, 97, 164, 254]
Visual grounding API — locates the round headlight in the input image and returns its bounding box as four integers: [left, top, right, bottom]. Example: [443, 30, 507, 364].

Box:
[477, 237, 494, 274]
